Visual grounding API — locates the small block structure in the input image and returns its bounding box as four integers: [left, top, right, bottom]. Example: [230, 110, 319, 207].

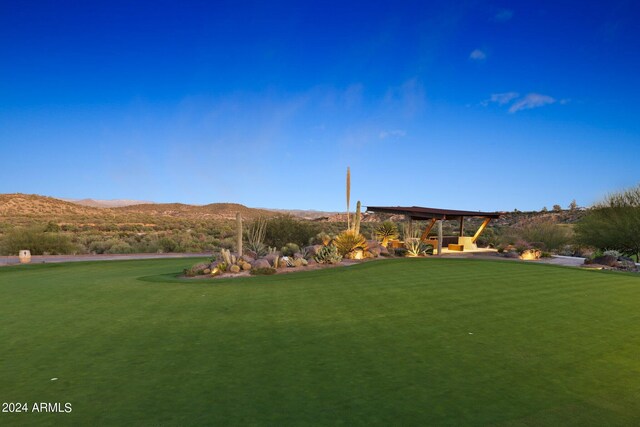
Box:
[19, 250, 31, 264]
[458, 236, 478, 251]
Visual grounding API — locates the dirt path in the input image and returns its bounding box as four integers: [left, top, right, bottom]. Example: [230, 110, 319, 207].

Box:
[0, 253, 211, 266]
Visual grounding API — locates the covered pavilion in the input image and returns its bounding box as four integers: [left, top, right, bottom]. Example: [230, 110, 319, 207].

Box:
[365, 206, 503, 255]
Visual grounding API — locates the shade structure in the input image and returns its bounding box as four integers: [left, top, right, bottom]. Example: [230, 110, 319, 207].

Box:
[365, 206, 502, 221]
[365, 205, 504, 253]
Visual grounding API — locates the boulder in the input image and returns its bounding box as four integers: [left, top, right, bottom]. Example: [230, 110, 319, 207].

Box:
[265, 253, 278, 264]
[229, 265, 241, 273]
[618, 259, 638, 271]
[591, 255, 618, 267]
[241, 262, 252, 271]
[241, 255, 255, 263]
[504, 251, 520, 259]
[293, 258, 308, 267]
[251, 259, 271, 269]
[203, 268, 211, 275]
[369, 246, 381, 257]
[379, 245, 389, 255]
[520, 249, 542, 260]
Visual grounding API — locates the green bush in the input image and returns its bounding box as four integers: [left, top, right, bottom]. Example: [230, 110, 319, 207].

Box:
[0, 227, 77, 255]
[575, 185, 640, 259]
[502, 218, 573, 251]
[280, 243, 300, 257]
[264, 216, 320, 248]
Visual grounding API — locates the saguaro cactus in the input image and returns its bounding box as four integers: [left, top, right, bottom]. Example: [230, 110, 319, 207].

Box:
[236, 212, 243, 256]
[354, 200, 361, 235]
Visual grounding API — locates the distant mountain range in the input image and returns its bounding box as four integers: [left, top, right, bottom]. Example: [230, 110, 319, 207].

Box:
[0, 194, 341, 226]
[61, 197, 339, 219]
[0, 193, 586, 228]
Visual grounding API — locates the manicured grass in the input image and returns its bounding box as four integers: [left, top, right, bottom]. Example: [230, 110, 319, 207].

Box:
[1, 258, 639, 426]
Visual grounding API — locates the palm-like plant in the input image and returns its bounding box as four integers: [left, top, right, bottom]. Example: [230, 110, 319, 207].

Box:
[333, 230, 368, 258]
[375, 221, 399, 246]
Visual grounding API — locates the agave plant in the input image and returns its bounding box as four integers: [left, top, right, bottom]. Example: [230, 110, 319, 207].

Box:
[402, 222, 431, 257]
[375, 221, 399, 246]
[333, 230, 368, 258]
[404, 239, 433, 257]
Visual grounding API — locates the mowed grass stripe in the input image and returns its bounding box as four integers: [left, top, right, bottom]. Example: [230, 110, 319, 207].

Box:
[0, 258, 639, 426]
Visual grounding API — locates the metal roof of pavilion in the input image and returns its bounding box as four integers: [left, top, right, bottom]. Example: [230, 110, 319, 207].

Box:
[365, 206, 503, 220]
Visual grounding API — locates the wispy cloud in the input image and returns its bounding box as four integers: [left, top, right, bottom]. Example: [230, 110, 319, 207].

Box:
[480, 92, 519, 106]
[383, 78, 426, 118]
[379, 130, 406, 139]
[494, 9, 513, 22]
[469, 49, 486, 60]
[508, 93, 556, 113]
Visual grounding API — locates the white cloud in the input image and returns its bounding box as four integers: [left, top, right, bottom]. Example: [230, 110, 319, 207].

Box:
[480, 92, 519, 107]
[383, 78, 426, 118]
[508, 93, 556, 113]
[494, 9, 513, 22]
[379, 130, 406, 139]
[469, 49, 486, 60]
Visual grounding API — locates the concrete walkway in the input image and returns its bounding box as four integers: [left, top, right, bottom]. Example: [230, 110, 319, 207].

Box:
[0, 252, 211, 266]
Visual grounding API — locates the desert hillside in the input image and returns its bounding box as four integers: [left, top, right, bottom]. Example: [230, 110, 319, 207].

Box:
[62, 198, 155, 208]
[0, 194, 277, 227]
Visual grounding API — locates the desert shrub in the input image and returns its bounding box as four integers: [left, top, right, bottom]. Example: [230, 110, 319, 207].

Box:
[575, 185, 640, 259]
[264, 215, 320, 248]
[280, 243, 300, 257]
[375, 221, 399, 246]
[602, 249, 622, 258]
[311, 232, 333, 246]
[314, 245, 342, 264]
[394, 247, 408, 257]
[333, 230, 367, 257]
[158, 237, 181, 253]
[0, 227, 77, 255]
[106, 241, 134, 254]
[502, 218, 573, 251]
[474, 227, 500, 248]
[250, 267, 277, 275]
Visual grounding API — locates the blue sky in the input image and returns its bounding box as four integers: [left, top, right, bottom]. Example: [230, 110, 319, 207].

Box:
[1, 0, 638, 211]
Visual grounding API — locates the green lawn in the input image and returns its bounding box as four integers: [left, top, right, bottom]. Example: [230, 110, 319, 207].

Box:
[1, 258, 639, 426]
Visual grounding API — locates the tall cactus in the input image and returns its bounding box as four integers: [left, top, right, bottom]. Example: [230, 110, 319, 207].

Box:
[236, 212, 243, 256]
[354, 200, 361, 235]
